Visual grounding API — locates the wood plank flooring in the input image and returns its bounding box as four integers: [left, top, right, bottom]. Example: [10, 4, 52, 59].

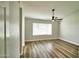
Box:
[20, 39, 79, 58]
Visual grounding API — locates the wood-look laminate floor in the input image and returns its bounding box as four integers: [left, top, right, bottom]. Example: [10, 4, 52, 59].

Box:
[20, 39, 79, 58]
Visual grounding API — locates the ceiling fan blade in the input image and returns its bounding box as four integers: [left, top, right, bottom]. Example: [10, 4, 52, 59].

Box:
[57, 19, 63, 20]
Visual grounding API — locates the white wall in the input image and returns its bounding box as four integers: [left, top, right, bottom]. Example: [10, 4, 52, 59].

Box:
[60, 10, 79, 45]
[25, 17, 60, 41]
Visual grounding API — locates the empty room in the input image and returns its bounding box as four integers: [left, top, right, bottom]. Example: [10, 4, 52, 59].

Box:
[0, 1, 79, 58]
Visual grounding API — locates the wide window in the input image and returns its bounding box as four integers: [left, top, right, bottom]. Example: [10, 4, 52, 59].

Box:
[33, 23, 52, 35]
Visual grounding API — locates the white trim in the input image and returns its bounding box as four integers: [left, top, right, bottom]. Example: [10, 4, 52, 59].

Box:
[59, 37, 79, 46]
[25, 37, 59, 42]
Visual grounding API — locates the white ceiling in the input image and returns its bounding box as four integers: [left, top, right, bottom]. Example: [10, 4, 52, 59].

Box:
[22, 1, 79, 20]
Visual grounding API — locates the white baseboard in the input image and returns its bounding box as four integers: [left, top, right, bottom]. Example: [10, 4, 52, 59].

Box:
[25, 37, 59, 42]
[59, 37, 79, 46]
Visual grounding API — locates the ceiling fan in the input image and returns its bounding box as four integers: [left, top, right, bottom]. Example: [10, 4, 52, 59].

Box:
[52, 9, 62, 21]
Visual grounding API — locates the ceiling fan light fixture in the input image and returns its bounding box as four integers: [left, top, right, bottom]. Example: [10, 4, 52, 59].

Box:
[51, 9, 62, 21]
[52, 16, 54, 20]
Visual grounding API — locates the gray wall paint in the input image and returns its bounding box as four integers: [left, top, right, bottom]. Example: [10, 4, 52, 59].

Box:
[60, 10, 79, 45]
[25, 17, 60, 40]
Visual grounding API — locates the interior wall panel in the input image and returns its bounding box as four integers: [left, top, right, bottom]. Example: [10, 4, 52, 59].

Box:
[0, 6, 4, 58]
[9, 1, 20, 58]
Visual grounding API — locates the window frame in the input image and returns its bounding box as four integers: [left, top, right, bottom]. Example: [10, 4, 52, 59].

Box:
[32, 23, 52, 36]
